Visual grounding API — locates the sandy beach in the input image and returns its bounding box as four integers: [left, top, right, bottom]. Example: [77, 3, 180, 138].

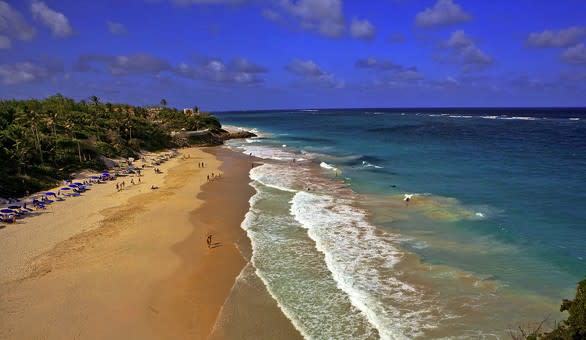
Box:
[0, 146, 299, 339]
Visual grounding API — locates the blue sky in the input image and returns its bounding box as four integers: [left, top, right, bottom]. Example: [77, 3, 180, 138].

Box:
[1, 0, 585, 110]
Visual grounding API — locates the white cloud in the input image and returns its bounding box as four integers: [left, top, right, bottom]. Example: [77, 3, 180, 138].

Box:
[527, 26, 586, 48]
[415, 0, 471, 28]
[0, 35, 10, 49]
[75, 53, 171, 75]
[278, 0, 345, 38]
[0, 0, 36, 47]
[0, 60, 63, 84]
[174, 57, 266, 84]
[350, 18, 376, 40]
[286, 59, 325, 77]
[446, 29, 474, 48]
[437, 30, 493, 70]
[172, 0, 246, 4]
[107, 21, 128, 35]
[286, 59, 344, 88]
[355, 57, 402, 71]
[31, 0, 73, 38]
[561, 43, 586, 65]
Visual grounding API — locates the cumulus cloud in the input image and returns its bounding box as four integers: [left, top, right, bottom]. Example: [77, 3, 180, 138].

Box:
[436, 30, 493, 70]
[230, 57, 267, 73]
[350, 18, 376, 40]
[355, 57, 424, 85]
[286, 59, 344, 88]
[429, 76, 460, 89]
[355, 57, 402, 71]
[74, 53, 266, 84]
[74, 53, 171, 75]
[286, 59, 325, 77]
[393, 68, 424, 81]
[0, 35, 10, 49]
[561, 43, 586, 65]
[31, 0, 73, 37]
[172, 0, 247, 4]
[174, 57, 267, 84]
[527, 26, 586, 48]
[0, 59, 63, 84]
[107, 21, 128, 35]
[276, 0, 345, 38]
[0, 1, 36, 47]
[415, 0, 471, 28]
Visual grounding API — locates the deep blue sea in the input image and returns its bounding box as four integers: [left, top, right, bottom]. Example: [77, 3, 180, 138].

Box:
[216, 108, 586, 339]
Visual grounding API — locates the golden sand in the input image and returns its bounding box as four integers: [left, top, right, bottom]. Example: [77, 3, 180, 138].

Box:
[0, 146, 298, 339]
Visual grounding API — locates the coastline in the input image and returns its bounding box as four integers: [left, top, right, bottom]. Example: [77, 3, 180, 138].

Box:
[0, 146, 296, 339]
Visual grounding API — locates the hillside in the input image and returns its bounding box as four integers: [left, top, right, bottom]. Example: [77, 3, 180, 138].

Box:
[0, 94, 244, 197]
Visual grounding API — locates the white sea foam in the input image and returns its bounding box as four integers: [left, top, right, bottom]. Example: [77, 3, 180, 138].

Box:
[239, 144, 303, 161]
[249, 164, 300, 192]
[243, 181, 379, 339]
[569, 117, 580, 121]
[500, 116, 539, 121]
[448, 115, 473, 119]
[320, 162, 338, 171]
[291, 191, 438, 339]
[361, 161, 384, 169]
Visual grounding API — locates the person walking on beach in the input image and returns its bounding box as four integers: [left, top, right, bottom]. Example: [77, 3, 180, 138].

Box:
[207, 234, 212, 248]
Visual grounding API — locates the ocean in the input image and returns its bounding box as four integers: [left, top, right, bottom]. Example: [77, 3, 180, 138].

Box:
[215, 108, 586, 339]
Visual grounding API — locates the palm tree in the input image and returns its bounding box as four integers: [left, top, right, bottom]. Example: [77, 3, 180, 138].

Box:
[160, 98, 167, 107]
[90, 95, 100, 106]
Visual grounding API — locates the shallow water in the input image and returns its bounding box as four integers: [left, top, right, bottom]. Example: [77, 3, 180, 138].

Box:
[217, 108, 586, 339]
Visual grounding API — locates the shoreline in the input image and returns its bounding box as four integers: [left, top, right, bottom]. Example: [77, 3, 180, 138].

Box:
[0, 146, 298, 339]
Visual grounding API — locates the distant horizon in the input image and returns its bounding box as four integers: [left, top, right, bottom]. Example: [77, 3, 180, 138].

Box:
[216, 106, 586, 113]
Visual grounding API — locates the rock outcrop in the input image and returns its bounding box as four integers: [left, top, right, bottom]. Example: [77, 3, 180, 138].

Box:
[173, 128, 257, 147]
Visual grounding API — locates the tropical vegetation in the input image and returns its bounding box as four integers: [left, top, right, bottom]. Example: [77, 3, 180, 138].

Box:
[0, 94, 221, 197]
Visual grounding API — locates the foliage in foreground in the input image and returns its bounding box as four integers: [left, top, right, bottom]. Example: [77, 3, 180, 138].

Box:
[510, 277, 586, 340]
[0, 94, 221, 197]
[540, 277, 586, 339]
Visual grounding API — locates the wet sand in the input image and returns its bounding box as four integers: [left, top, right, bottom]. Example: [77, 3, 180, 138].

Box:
[0, 146, 301, 339]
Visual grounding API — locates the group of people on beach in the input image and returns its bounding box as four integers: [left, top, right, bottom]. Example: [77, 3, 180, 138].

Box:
[115, 178, 141, 192]
[206, 172, 222, 182]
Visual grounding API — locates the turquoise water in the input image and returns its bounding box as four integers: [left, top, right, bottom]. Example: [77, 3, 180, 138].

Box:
[217, 109, 586, 339]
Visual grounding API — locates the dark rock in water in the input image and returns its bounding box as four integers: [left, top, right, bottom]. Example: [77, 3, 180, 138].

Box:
[174, 128, 257, 147]
[226, 130, 257, 140]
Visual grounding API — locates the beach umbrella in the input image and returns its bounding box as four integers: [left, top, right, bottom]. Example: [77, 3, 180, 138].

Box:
[68, 184, 78, 188]
[45, 192, 56, 196]
[8, 205, 20, 209]
[60, 187, 71, 191]
[1, 209, 15, 214]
